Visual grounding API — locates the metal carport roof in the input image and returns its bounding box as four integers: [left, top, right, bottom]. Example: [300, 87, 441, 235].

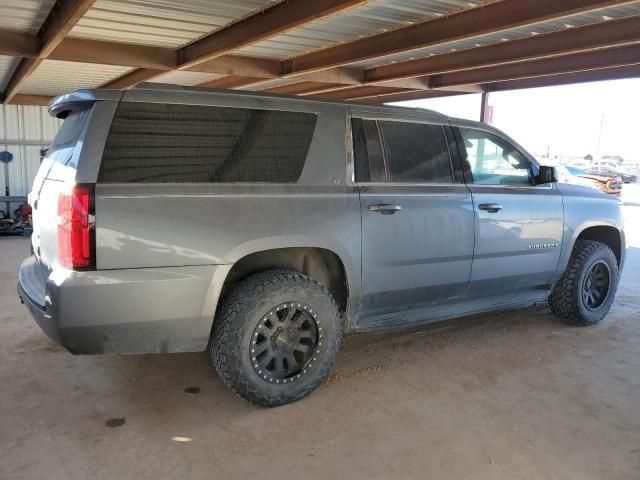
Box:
[1, 0, 640, 106]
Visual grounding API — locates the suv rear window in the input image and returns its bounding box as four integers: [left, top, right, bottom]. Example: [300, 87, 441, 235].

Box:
[48, 109, 90, 167]
[98, 102, 317, 183]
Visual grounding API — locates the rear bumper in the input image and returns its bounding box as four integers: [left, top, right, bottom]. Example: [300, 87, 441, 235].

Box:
[18, 256, 229, 354]
[17, 280, 62, 344]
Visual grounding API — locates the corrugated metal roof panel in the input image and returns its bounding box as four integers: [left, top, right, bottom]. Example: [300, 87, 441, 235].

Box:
[0, 0, 56, 34]
[347, 3, 640, 67]
[19, 60, 134, 95]
[0, 56, 20, 91]
[152, 70, 226, 86]
[0, 144, 44, 196]
[236, 1, 640, 64]
[69, 0, 277, 47]
[235, 0, 495, 59]
[0, 104, 60, 142]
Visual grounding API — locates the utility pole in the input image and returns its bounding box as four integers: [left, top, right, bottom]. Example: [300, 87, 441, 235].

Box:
[595, 113, 605, 162]
[480, 90, 492, 124]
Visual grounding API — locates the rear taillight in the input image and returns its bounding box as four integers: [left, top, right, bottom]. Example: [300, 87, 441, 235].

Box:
[57, 185, 95, 269]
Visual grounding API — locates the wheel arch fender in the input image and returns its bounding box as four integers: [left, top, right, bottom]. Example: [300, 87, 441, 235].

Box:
[558, 220, 625, 276]
[203, 236, 360, 332]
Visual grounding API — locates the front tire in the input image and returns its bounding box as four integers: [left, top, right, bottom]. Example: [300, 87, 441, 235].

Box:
[549, 240, 619, 326]
[210, 269, 342, 407]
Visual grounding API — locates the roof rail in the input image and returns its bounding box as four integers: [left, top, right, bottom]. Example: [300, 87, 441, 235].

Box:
[131, 82, 447, 118]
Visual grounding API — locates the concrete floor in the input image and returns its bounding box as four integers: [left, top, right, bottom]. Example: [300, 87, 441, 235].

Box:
[1, 189, 639, 480]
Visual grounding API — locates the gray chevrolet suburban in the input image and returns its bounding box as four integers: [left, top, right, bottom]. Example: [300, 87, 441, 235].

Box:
[18, 84, 625, 406]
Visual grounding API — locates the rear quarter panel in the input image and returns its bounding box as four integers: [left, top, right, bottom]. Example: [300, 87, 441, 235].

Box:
[93, 101, 363, 325]
[94, 184, 361, 272]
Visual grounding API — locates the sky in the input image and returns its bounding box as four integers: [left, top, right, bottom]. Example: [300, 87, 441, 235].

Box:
[391, 78, 640, 163]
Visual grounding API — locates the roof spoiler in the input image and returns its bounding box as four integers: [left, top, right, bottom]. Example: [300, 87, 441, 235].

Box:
[48, 89, 123, 118]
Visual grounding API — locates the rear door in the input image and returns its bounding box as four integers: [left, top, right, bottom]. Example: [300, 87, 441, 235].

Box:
[30, 108, 91, 268]
[353, 117, 475, 325]
[452, 126, 563, 296]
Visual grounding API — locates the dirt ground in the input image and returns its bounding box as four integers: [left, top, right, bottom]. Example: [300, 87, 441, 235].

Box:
[1, 188, 639, 480]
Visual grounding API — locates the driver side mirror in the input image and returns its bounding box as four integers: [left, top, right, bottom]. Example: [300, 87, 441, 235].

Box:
[537, 166, 558, 185]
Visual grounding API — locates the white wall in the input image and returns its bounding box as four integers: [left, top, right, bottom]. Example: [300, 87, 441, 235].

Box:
[0, 104, 62, 197]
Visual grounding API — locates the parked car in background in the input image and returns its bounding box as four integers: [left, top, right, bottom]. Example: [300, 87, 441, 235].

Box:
[558, 166, 622, 195]
[556, 166, 601, 190]
[17, 86, 627, 406]
[584, 166, 637, 183]
[594, 159, 624, 170]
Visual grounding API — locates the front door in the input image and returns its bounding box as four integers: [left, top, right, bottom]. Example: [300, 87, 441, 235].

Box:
[453, 126, 564, 297]
[352, 117, 475, 327]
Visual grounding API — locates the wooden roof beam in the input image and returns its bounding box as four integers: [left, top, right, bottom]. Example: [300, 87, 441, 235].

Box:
[0, 31, 39, 57]
[359, 90, 471, 104]
[8, 94, 53, 106]
[178, 0, 368, 70]
[187, 55, 280, 78]
[363, 63, 640, 104]
[364, 64, 640, 104]
[261, 81, 348, 95]
[486, 64, 640, 91]
[366, 14, 640, 83]
[196, 76, 269, 89]
[430, 43, 640, 88]
[102, 56, 283, 91]
[51, 37, 177, 70]
[297, 75, 470, 96]
[361, 65, 640, 103]
[101, 69, 167, 90]
[283, 0, 639, 76]
[2, 0, 96, 103]
[42, 12, 640, 91]
[107, 0, 367, 89]
[312, 85, 419, 101]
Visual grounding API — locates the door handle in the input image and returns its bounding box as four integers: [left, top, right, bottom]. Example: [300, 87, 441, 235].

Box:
[478, 203, 503, 213]
[368, 204, 402, 215]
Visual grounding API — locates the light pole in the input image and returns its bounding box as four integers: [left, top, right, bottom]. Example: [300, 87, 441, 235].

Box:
[595, 113, 605, 162]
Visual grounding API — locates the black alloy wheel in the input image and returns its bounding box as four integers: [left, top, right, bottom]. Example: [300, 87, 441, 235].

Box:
[210, 269, 341, 406]
[250, 302, 321, 383]
[581, 260, 611, 310]
[549, 240, 619, 326]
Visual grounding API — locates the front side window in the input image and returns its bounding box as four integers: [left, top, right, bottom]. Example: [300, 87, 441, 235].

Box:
[458, 128, 532, 186]
[99, 102, 317, 183]
[378, 121, 453, 184]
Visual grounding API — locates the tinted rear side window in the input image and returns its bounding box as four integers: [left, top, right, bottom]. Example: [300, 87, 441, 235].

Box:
[99, 102, 317, 183]
[378, 121, 452, 183]
[48, 108, 91, 167]
[351, 118, 386, 182]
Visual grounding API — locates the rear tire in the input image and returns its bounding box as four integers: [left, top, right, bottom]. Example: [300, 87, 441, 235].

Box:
[549, 240, 618, 326]
[210, 269, 341, 407]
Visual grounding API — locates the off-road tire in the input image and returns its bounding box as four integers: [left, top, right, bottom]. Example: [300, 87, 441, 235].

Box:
[549, 240, 618, 326]
[210, 269, 341, 407]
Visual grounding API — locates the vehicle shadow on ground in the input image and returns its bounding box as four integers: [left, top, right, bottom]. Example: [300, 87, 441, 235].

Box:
[9, 247, 637, 436]
[76, 247, 638, 424]
[59, 301, 566, 414]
